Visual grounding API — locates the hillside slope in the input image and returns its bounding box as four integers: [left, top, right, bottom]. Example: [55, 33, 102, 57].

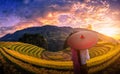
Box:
[0, 25, 117, 51]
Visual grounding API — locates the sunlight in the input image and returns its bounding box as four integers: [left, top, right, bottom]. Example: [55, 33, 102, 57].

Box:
[96, 27, 118, 37]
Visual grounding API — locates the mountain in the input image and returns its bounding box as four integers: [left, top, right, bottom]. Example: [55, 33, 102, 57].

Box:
[0, 25, 117, 51]
[0, 25, 74, 51]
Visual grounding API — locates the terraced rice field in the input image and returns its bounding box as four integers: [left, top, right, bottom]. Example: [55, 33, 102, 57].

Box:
[0, 42, 120, 74]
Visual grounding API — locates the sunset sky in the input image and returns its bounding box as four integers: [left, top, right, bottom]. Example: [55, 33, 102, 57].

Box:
[0, 0, 120, 38]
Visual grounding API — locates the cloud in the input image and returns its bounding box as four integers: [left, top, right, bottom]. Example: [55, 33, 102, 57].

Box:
[0, 20, 43, 37]
[0, 0, 120, 37]
[23, 0, 31, 4]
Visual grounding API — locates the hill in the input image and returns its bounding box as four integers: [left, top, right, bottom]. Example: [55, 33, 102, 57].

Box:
[0, 25, 117, 51]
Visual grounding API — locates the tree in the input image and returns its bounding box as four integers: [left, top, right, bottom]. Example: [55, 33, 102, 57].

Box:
[18, 33, 48, 50]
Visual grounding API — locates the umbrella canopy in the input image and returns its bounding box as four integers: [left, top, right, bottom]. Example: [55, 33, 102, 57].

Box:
[67, 31, 98, 50]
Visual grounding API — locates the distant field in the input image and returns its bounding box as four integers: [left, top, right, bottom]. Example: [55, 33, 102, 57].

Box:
[0, 42, 120, 74]
[111, 34, 120, 40]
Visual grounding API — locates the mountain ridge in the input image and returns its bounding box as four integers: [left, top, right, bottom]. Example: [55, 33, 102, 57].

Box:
[0, 25, 117, 51]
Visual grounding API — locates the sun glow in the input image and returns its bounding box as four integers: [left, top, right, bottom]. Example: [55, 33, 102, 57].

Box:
[34, 2, 120, 39]
[96, 27, 118, 37]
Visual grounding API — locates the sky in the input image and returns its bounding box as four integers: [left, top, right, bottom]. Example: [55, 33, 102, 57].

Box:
[0, 0, 120, 37]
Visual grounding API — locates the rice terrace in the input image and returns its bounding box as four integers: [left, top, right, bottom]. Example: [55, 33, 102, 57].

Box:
[0, 0, 120, 74]
[0, 37, 120, 74]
